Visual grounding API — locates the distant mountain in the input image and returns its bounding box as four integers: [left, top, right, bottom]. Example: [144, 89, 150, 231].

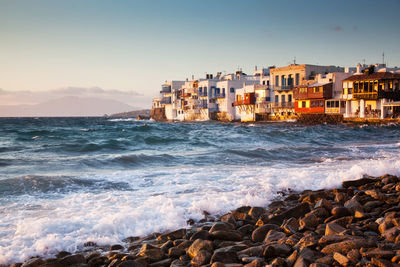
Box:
[109, 109, 150, 118]
[0, 96, 139, 117]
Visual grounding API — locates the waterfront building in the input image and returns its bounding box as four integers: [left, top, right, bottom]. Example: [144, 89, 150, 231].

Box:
[270, 64, 344, 119]
[234, 84, 256, 122]
[159, 80, 185, 121]
[342, 66, 400, 119]
[293, 82, 333, 114]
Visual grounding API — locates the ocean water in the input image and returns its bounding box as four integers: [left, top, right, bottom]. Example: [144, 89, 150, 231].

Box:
[1, 117, 400, 264]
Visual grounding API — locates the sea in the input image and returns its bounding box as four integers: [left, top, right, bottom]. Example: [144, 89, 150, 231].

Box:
[1, 117, 400, 264]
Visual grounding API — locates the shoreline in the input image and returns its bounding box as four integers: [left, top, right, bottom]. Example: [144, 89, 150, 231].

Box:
[10, 174, 400, 267]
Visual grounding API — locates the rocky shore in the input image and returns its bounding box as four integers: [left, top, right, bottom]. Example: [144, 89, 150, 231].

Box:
[12, 174, 400, 267]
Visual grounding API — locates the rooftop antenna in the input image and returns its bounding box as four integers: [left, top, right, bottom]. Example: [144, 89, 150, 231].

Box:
[293, 57, 296, 65]
[362, 59, 366, 65]
[382, 52, 385, 65]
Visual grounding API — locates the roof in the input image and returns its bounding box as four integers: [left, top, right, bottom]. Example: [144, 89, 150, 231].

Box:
[344, 72, 400, 82]
[296, 82, 332, 88]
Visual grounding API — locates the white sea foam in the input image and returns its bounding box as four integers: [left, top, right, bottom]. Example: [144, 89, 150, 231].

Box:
[1, 153, 400, 264]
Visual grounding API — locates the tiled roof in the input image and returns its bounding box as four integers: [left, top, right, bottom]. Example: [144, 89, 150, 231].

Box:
[344, 72, 400, 82]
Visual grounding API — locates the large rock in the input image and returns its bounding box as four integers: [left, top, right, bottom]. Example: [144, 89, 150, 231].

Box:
[262, 244, 291, 259]
[268, 203, 310, 225]
[331, 207, 351, 218]
[361, 248, 395, 259]
[210, 230, 242, 241]
[333, 252, 350, 266]
[325, 222, 347, 236]
[251, 224, 280, 242]
[21, 258, 44, 267]
[209, 222, 234, 233]
[187, 239, 214, 259]
[248, 207, 266, 220]
[191, 250, 212, 267]
[138, 244, 164, 262]
[58, 254, 85, 266]
[282, 218, 299, 234]
[157, 228, 186, 241]
[263, 230, 286, 245]
[342, 177, 376, 188]
[382, 226, 400, 242]
[321, 238, 376, 254]
[210, 251, 239, 264]
[299, 214, 319, 230]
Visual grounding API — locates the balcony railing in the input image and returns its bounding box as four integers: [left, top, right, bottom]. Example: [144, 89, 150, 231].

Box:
[234, 99, 255, 106]
[160, 85, 171, 93]
[256, 97, 271, 103]
[271, 102, 295, 108]
[197, 103, 208, 109]
[214, 93, 226, 98]
[274, 85, 294, 91]
[198, 91, 208, 97]
[160, 97, 172, 104]
[378, 91, 400, 100]
[352, 92, 378, 100]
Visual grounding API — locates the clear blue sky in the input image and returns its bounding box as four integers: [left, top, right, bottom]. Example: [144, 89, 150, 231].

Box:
[1, 0, 399, 106]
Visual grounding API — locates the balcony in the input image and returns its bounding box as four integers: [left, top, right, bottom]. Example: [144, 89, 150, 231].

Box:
[256, 97, 271, 103]
[181, 93, 192, 98]
[271, 102, 295, 108]
[160, 85, 171, 93]
[198, 91, 208, 97]
[378, 91, 400, 100]
[274, 85, 293, 91]
[214, 93, 226, 98]
[352, 92, 378, 100]
[197, 103, 208, 109]
[160, 97, 172, 104]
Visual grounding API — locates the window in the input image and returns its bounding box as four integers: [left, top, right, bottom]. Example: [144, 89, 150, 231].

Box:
[281, 95, 286, 103]
[302, 101, 306, 108]
[222, 88, 225, 95]
[275, 76, 279, 86]
[288, 95, 292, 102]
[327, 101, 331, 108]
[262, 81, 266, 85]
[341, 101, 345, 108]
[275, 95, 279, 103]
[267, 81, 270, 86]
[230, 87, 235, 93]
[295, 73, 300, 86]
[335, 101, 339, 108]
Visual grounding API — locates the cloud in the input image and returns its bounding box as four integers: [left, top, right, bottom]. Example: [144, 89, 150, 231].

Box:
[331, 25, 343, 32]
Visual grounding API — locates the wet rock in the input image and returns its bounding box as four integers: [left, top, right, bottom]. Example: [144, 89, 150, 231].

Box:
[299, 214, 319, 230]
[210, 222, 235, 233]
[56, 251, 71, 258]
[371, 257, 399, 267]
[170, 259, 187, 267]
[110, 244, 124, 250]
[325, 222, 347, 235]
[210, 230, 242, 241]
[344, 198, 363, 213]
[160, 240, 174, 252]
[237, 224, 255, 236]
[321, 238, 376, 254]
[187, 239, 214, 258]
[157, 229, 186, 241]
[243, 258, 264, 267]
[262, 244, 291, 258]
[361, 248, 396, 259]
[271, 257, 286, 266]
[286, 250, 298, 266]
[176, 240, 193, 249]
[331, 207, 351, 218]
[342, 177, 376, 188]
[315, 199, 333, 212]
[215, 245, 248, 253]
[294, 232, 319, 249]
[138, 244, 164, 262]
[382, 226, 400, 242]
[21, 258, 44, 267]
[263, 230, 286, 245]
[251, 224, 280, 242]
[168, 247, 186, 258]
[221, 213, 237, 226]
[379, 221, 394, 234]
[117, 260, 144, 267]
[268, 203, 310, 225]
[315, 255, 334, 265]
[282, 218, 299, 234]
[211, 251, 239, 264]
[237, 246, 264, 258]
[248, 207, 265, 220]
[346, 249, 360, 263]
[333, 252, 350, 266]
[191, 250, 212, 267]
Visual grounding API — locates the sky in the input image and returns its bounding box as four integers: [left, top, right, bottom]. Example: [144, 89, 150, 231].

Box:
[0, 0, 399, 109]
